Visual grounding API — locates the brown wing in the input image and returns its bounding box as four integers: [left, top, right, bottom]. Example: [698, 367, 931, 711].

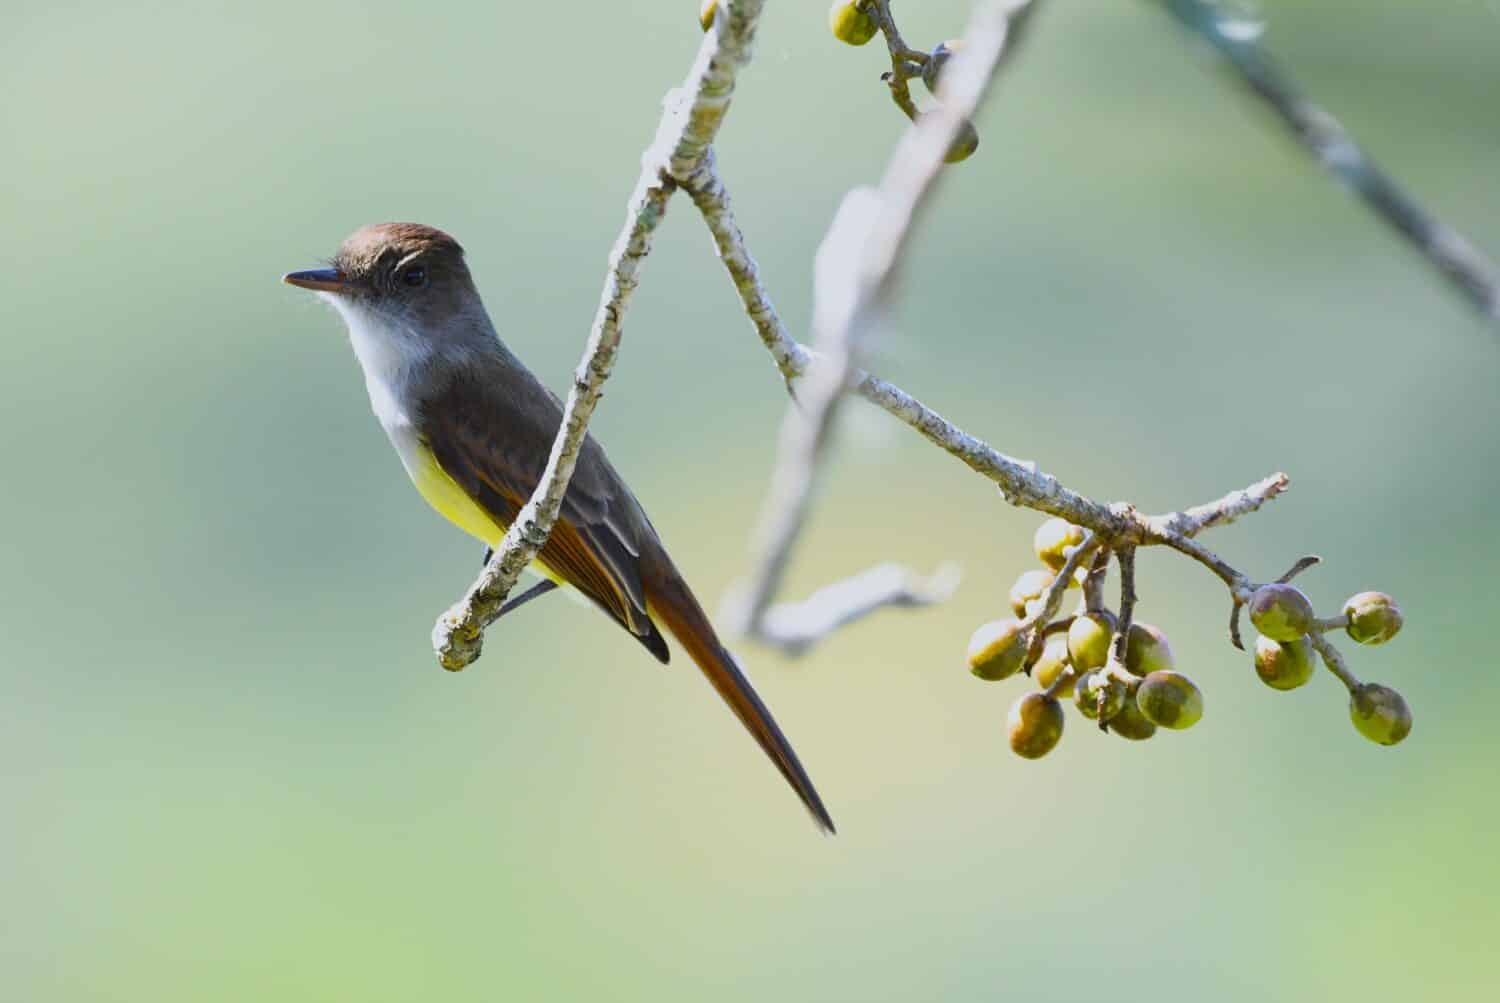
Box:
[418, 365, 669, 664]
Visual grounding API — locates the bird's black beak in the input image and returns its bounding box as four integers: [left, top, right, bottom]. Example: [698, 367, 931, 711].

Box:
[282, 268, 350, 293]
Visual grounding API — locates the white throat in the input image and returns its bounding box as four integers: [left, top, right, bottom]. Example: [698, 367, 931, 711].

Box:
[323, 294, 429, 427]
[322, 293, 436, 482]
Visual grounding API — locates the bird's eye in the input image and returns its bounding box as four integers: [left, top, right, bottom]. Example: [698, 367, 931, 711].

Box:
[400, 265, 428, 288]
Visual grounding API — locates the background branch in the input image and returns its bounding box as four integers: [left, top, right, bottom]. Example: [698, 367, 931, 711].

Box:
[1159, 0, 1500, 321]
[737, 562, 962, 657]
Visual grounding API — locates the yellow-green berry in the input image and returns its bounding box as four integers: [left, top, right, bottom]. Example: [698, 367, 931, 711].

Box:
[1009, 569, 1055, 618]
[1253, 634, 1316, 691]
[1135, 670, 1203, 730]
[1067, 611, 1116, 672]
[922, 39, 963, 92]
[1032, 632, 1075, 697]
[1344, 592, 1403, 646]
[967, 618, 1028, 681]
[1349, 683, 1412, 746]
[1247, 584, 1316, 642]
[1108, 687, 1158, 741]
[1124, 622, 1175, 677]
[1074, 670, 1126, 723]
[828, 1, 878, 46]
[1034, 518, 1086, 572]
[699, 0, 717, 31]
[1008, 691, 1065, 759]
[943, 119, 980, 164]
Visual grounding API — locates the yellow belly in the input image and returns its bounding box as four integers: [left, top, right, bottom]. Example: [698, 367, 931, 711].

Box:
[405, 440, 565, 586]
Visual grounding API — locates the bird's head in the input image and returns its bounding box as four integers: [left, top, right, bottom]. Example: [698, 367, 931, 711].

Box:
[284, 222, 481, 330]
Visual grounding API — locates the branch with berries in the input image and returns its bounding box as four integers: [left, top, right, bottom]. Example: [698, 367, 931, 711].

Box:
[966, 520, 1411, 759]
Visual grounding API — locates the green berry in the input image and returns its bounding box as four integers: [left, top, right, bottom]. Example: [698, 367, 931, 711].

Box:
[1135, 671, 1203, 730]
[1247, 584, 1316, 642]
[699, 0, 717, 31]
[1067, 611, 1116, 672]
[1032, 632, 1075, 697]
[1074, 670, 1126, 723]
[828, 1, 878, 46]
[1008, 691, 1065, 759]
[1344, 592, 1403, 646]
[1253, 634, 1316, 691]
[1124, 623, 1174, 677]
[1108, 687, 1158, 741]
[967, 618, 1028, 681]
[922, 39, 963, 93]
[1009, 569, 1056, 618]
[1034, 518, 1085, 572]
[943, 119, 980, 164]
[1349, 683, 1412, 746]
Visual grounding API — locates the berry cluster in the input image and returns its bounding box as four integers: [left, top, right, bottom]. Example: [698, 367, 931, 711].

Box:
[1247, 584, 1410, 745]
[699, 2, 980, 164]
[967, 519, 1412, 760]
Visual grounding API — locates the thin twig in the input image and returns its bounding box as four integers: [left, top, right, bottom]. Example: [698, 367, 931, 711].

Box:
[1275, 555, 1322, 583]
[1022, 531, 1099, 664]
[1108, 547, 1140, 676]
[1228, 602, 1245, 651]
[1041, 666, 1077, 700]
[1160, 0, 1500, 321]
[1081, 546, 1112, 614]
[868, 0, 929, 119]
[1311, 614, 1352, 634]
[1309, 632, 1361, 693]
[431, 0, 769, 670]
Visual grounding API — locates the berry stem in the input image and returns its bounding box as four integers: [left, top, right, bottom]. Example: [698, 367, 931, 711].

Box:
[1308, 633, 1362, 694]
[1041, 666, 1075, 701]
[1311, 614, 1352, 634]
[868, 1, 926, 119]
[1082, 547, 1112, 613]
[1106, 547, 1139, 679]
[1228, 601, 1245, 651]
[1021, 530, 1099, 664]
[1275, 555, 1322, 583]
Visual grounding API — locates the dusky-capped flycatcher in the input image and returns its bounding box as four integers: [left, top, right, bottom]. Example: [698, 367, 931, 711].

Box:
[285, 223, 833, 832]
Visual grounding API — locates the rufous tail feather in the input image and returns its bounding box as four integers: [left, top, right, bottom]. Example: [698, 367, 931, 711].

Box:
[644, 569, 835, 834]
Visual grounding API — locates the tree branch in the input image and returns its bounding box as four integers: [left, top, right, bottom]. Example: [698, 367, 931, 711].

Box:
[431, 0, 769, 670]
[1159, 0, 1500, 322]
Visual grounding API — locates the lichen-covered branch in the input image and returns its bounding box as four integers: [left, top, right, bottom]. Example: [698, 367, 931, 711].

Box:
[1159, 0, 1500, 321]
[432, 0, 768, 670]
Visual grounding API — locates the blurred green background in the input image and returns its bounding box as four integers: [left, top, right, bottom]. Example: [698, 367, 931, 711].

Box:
[4, 1, 1497, 1000]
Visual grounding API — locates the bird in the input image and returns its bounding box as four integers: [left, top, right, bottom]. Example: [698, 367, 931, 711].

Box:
[284, 223, 834, 833]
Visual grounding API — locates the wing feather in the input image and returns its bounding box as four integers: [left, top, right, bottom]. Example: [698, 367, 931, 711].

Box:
[418, 367, 667, 661]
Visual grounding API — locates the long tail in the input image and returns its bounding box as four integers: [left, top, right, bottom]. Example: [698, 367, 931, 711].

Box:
[644, 564, 836, 835]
